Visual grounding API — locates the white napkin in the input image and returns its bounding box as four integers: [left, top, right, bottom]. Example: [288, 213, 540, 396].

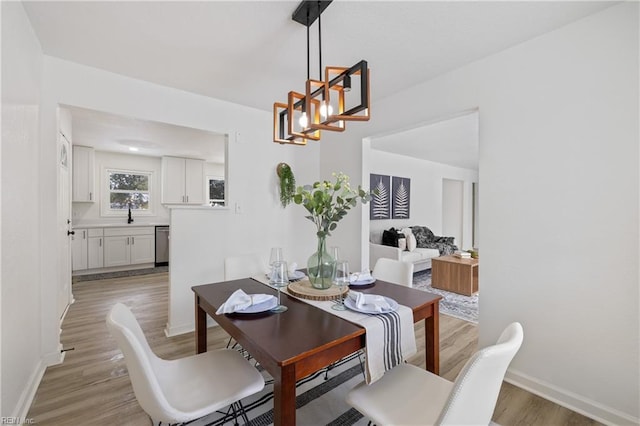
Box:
[350, 270, 374, 284]
[348, 291, 392, 313]
[215, 289, 275, 314]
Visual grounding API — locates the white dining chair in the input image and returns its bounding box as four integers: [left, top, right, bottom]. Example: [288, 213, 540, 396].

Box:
[224, 253, 266, 281]
[106, 303, 265, 425]
[372, 258, 414, 287]
[346, 322, 524, 426]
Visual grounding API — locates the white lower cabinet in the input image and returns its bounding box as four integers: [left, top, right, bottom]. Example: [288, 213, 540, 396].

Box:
[71, 229, 88, 271]
[87, 228, 104, 269]
[104, 227, 155, 267]
[130, 234, 155, 264]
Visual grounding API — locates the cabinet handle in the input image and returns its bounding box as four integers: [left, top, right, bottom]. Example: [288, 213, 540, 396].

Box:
[83, 230, 86, 239]
[187, 195, 189, 202]
[89, 192, 92, 201]
[132, 237, 135, 245]
[126, 237, 129, 245]
[99, 238, 102, 247]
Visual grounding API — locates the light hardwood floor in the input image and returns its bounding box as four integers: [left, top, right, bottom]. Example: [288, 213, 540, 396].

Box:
[27, 272, 599, 425]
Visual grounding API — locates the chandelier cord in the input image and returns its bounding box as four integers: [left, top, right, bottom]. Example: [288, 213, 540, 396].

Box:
[318, 2, 322, 80]
[306, 11, 310, 81]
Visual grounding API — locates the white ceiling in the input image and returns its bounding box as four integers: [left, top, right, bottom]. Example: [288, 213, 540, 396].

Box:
[24, 1, 615, 113]
[371, 111, 479, 170]
[65, 106, 227, 163]
[24, 1, 615, 166]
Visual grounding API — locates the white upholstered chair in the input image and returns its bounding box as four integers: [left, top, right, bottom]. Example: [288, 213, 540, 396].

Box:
[224, 254, 265, 281]
[346, 322, 524, 426]
[372, 258, 414, 287]
[106, 303, 264, 425]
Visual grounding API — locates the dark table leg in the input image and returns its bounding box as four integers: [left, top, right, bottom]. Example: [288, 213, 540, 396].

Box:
[425, 303, 440, 374]
[272, 364, 296, 426]
[195, 295, 207, 354]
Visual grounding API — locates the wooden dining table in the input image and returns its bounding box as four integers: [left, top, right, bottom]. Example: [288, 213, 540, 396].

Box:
[192, 277, 441, 426]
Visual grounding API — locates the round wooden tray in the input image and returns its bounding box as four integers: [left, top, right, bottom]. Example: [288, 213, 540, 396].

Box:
[287, 279, 349, 301]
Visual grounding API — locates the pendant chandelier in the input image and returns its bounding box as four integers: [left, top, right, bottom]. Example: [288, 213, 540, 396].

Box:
[273, 0, 370, 145]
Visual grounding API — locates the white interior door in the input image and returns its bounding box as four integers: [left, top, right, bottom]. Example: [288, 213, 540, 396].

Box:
[58, 131, 73, 320]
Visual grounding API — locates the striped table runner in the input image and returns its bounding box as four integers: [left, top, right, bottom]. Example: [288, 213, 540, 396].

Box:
[251, 275, 416, 384]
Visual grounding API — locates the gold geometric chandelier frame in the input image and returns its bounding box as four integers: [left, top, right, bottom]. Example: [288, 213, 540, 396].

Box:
[273, 0, 370, 145]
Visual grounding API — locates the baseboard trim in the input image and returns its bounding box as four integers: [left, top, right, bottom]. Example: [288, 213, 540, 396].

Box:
[12, 358, 46, 420]
[164, 318, 219, 338]
[505, 369, 638, 426]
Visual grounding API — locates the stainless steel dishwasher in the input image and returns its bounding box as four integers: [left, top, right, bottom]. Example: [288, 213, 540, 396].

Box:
[155, 226, 169, 266]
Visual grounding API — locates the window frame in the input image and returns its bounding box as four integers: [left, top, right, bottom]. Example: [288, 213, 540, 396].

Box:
[101, 167, 154, 217]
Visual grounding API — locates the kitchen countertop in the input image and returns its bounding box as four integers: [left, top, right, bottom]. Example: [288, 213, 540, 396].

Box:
[72, 222, 169, 229]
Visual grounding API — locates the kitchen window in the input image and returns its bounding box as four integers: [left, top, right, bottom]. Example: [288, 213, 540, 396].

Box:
[103, 169, 153, 215]
[208, 176, 225, 206]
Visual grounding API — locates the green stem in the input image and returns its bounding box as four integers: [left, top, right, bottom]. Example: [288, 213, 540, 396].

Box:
[317, 234, 326, 277]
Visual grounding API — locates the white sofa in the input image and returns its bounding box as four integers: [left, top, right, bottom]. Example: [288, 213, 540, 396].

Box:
[369, 230, 440, 273]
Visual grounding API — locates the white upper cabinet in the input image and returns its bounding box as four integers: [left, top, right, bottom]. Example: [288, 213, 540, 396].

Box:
[72, 145, 95, 202]
[161, 156, 185, 204]
[184, 158, 205, 204]
[161, 156, 205, 204]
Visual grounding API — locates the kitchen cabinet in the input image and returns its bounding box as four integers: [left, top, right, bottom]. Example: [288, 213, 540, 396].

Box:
[72, 145, 95, 202]
[161, 156, 205, 204]
[71, 228, 88, 271]
[104, 227, 155, 267]
[87, 228, 104, 269]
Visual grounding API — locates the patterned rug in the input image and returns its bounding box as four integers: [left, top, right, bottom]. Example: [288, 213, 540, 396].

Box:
[190, 353, 369, 426]
[412, 269, 478, 324]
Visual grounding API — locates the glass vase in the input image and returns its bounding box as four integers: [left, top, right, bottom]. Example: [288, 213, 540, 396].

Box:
[307, 235, 335, 289]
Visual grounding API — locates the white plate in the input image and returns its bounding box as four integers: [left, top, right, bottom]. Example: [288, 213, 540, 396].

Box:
[344, 295, 398, 314]
[349, 277, 376, 286]
[265, 270, 306, 282]
[235, 297, 278, 314]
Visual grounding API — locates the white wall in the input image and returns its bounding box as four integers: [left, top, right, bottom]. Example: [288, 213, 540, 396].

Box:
[323, 3, 639, 423]
[0, 2, 44, 418]
[37, 57, 321, 338]
[369, 150, 477, 250]
[4, 2, 636, 423]
[168, 142, 321, 335]
[72, 151, 171, 225]
[442, 178, 464, 248]
[206, 162, 224, 178]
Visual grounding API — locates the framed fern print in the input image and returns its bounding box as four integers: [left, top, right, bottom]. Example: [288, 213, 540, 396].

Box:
[369, 174, 390, 220]
[392, 176, 411, 219]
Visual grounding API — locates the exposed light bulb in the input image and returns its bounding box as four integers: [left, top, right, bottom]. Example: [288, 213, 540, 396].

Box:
[298, 112, 308, 128]
[320, 102, 333, 119]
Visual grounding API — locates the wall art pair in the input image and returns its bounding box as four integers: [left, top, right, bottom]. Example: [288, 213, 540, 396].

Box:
[369, 174, 410, 220]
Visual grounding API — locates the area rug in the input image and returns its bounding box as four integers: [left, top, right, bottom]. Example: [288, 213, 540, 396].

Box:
[412, 269, 478, 324]
[189, 353, 369, 426]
